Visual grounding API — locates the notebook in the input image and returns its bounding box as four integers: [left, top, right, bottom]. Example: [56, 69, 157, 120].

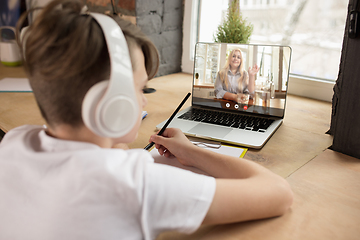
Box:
[156, 42, 292, 149]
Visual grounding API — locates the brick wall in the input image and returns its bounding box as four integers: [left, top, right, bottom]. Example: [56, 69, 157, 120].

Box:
[85, 0, 183, 77]
[85, 0, 135, 16]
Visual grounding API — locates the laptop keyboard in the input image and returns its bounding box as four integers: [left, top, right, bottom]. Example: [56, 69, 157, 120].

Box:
[178, 108, 274, 132]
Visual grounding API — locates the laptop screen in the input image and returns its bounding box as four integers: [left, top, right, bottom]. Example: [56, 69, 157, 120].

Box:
[192, 43, 292, 118]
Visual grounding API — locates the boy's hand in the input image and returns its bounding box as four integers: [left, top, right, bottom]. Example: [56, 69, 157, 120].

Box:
[149, 128, 196, 166]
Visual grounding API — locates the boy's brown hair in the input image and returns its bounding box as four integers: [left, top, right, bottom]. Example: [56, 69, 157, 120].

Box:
[16, 0, 159, 128]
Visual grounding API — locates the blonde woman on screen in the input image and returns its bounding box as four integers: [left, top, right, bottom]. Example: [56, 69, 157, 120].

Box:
[214, 49, 259, 102]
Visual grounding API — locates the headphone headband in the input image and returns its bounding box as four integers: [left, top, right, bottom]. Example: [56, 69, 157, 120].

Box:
[90, 13, 134, 101]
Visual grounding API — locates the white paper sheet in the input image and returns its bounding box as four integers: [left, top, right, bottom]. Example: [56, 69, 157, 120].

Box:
[0, 78, 32, 92]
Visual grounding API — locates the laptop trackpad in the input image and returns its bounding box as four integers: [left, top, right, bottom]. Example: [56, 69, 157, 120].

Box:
[188, 124, 231, 139]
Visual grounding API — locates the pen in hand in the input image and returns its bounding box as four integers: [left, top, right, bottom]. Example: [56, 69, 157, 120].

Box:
[144, 92, 191, 150]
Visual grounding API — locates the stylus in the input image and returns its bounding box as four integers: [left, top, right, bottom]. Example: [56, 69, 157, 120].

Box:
[144, 92, 191, 151]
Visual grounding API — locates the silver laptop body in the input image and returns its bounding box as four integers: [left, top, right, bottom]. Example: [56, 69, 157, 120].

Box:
[157, 43, 292, 149]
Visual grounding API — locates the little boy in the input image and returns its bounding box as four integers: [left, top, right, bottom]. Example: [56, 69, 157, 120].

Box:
[0, 0, 293, 239]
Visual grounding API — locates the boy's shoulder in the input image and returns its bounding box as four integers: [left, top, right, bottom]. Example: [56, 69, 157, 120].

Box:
[0, 125, 155, 189]
[0, 125, 44, 147]
[0, 125, 153, 166]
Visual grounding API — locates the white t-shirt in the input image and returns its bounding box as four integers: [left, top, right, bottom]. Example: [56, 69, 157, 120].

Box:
[0, 125, 215, 240]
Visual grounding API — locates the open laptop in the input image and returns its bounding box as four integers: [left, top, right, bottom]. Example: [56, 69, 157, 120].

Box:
[156, 42, 292, 149]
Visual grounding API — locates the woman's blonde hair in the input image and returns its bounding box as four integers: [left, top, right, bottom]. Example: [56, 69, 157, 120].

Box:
[218, 48, 247, 91]
[16, 0, 159, 128]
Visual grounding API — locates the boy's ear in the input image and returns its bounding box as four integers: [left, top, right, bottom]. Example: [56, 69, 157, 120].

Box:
[81, 13, 138, 138]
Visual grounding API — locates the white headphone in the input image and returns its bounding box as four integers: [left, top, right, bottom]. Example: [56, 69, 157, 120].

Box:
[82, 13, 139, 138]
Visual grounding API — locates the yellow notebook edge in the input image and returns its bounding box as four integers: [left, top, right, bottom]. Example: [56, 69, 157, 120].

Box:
[221, 144, 248, 158]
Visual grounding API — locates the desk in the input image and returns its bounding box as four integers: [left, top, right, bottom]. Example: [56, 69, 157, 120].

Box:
[157, 149, 360, 240]
[0, 65, 333, 178]
[3, 65, 358, 239]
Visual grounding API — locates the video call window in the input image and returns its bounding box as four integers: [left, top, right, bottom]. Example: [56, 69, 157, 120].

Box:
[193, 43, 291, 117]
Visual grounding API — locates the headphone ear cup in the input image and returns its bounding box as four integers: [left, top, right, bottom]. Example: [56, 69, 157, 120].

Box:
[82, 80, 108, 137]
[97, 95, 138, 137]
[82, 80, 138, 138]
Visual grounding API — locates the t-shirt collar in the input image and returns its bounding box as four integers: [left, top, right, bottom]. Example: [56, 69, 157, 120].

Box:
[38, 129, 100, 152]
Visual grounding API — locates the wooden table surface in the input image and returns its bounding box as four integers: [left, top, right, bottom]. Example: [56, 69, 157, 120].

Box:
[3, 64, 358, 239]
[157, 149, 360, 240]
[0, 65, 332, 179]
